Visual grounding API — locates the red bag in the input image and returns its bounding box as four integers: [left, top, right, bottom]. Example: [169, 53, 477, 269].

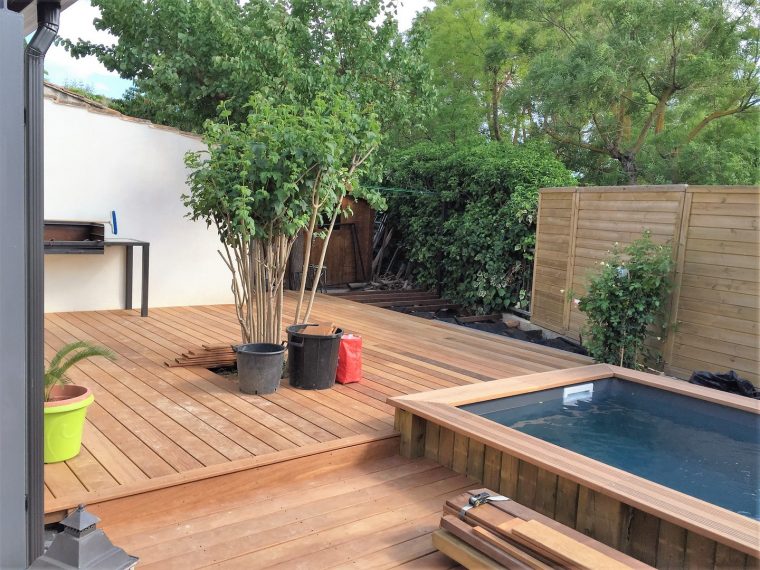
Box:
[336, 334, 362, 384]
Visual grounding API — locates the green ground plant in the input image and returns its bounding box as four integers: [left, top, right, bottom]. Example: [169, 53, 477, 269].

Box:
[577, 232, 674, 369]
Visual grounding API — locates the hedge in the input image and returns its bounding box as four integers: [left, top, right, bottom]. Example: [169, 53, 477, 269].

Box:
[383, 141, 576, 314]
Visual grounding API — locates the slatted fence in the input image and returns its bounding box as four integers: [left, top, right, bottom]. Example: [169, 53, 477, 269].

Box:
[531, 185, 760, 384]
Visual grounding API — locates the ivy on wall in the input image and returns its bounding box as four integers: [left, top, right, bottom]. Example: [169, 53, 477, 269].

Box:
[383, 141, 576, 314]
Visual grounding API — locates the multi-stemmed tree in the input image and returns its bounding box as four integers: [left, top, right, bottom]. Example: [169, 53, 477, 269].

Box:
[67, 0, 425, 343]
[183, 93, 382, 344]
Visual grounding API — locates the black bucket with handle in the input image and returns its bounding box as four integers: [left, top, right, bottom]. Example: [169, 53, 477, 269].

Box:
[287, 324, 343, 390]
[234, 343, 285, 395]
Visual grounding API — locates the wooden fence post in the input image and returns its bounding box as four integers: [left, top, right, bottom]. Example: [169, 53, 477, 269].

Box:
[663, 188, 693, 368]
[562, 190, 581, 333]
[529, 192, 542, 317]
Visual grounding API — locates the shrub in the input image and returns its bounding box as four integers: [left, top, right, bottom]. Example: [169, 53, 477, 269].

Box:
[384, 141, 576, 313]
[577, 232, 674, 369]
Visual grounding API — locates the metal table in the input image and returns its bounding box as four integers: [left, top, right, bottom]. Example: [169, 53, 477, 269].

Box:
[105, 239, 149, 317]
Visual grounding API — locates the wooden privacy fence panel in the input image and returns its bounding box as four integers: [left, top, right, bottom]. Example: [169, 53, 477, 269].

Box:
[531, 185, 760, 384]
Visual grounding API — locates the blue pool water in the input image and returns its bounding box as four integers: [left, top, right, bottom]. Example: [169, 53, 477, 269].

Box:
[460, 378, 760, 519]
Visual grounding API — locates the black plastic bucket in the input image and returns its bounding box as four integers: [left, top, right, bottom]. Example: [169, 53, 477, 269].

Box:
[287, 324, 343, 390]
[234, 343, 285, 395]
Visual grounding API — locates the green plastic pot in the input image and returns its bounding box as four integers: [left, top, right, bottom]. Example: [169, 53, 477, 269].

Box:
[44, 385, 94, 463]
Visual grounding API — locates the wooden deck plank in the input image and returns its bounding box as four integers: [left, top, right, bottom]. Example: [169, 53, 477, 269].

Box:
[44, 293, 587, 512]
[206, 481, 473, 570]
[44, 461, 88, 498]
[63, 312, 279, 458]
[271, 510, 444, 569]
[88, 309, 334, 447]
[335, 534, 448, 569]
[94, 452, 462, 569]
[118, 463, 453, 561]
[46, 316, 242, 465]
[79, 421, 149, 485]
[97, 445, 412, 539]
[134, 474, 472, 569]
[61, 311, 313, 451]
[84, 402, 176, 479]
[43, 336, 204, 474]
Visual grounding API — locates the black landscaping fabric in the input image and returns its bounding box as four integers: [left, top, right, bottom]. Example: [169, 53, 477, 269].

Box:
[689, 370, 760, 399]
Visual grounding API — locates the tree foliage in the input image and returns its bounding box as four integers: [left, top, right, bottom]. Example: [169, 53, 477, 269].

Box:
[492, 0, 759, 183]
[400, 0, 759, 185]
[578, 232, 674, 369]
[384, 141, 575, 314]
[404, 0, 536, 144]
[65, 0, 432, 134]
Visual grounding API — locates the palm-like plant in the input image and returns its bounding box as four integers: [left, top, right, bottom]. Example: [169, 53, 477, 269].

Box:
[44, 341, 115, 401]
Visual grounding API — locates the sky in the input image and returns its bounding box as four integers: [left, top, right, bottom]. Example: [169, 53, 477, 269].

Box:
[45, 0, 434, 99]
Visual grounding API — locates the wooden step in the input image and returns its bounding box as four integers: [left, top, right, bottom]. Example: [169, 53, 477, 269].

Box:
[46, 432, 400, 522]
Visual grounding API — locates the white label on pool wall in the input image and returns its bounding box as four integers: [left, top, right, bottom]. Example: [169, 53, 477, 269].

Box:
[563, 383, 594, 405]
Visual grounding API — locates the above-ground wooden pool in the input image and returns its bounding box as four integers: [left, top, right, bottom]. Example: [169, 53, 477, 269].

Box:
[389, 364, 760, 569]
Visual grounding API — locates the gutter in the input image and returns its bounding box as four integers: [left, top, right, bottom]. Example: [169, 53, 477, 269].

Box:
[25, 1, 60, 563]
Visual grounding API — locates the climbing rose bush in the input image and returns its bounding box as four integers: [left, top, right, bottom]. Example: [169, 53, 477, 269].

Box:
[578, 232, 674, 369]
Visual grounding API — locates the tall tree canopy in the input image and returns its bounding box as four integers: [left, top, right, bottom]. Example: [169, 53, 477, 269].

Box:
[496, 0, 759, 183]
[64, 0, 433, 134]
[406, 0, 534, 144]
[404, 0, 758, 184]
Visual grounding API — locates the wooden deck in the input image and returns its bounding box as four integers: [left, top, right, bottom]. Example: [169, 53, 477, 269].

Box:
[43, 292, 590, 532]
[89, 437, 468, 568]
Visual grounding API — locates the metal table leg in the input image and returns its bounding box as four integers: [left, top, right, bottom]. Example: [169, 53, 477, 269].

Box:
[141, 243, 149, 317]
[125, 245, 133, 310]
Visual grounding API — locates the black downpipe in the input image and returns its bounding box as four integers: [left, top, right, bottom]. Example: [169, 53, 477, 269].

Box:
[25, 2, 60, 563]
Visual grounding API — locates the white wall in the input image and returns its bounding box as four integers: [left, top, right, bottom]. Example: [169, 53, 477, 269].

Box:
[44, 99, 233, 312]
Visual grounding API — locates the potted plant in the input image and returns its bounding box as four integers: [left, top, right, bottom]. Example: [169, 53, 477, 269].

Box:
[184, 92, 383, 394]
[44, 341, 114, 463]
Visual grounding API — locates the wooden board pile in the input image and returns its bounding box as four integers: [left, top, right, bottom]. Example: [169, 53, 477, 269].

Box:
[434, 490, 652, 569]
[166, 322, 338, 368]
[331, 289, 460, 313]
[166, 344, 235, 368]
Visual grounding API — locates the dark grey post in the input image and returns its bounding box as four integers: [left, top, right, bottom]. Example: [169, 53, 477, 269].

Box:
[125, 245, 134, 309]
[141, 244, 150, 317]
[0, 4, 29, 568]
[26, 1, 61, 564]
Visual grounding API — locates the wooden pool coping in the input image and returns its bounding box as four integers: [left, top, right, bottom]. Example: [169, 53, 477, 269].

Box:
[387, 364, 760, 557]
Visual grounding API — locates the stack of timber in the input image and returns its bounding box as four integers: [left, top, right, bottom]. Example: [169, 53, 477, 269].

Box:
[166, 344, 235, 368]
[331, 289, 460, 313]
[434, 490, 651, 569]
[166, 321, 337, 368]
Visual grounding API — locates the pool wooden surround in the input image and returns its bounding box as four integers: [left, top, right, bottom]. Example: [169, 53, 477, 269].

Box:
[389, 364, 760, 569]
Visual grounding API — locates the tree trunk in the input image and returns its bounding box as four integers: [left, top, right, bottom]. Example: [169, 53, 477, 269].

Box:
[670, 148, 681, 183]
[288, 231, 305, 291]
[619, 154, 638, 184]
[490, 72, 502, 142]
